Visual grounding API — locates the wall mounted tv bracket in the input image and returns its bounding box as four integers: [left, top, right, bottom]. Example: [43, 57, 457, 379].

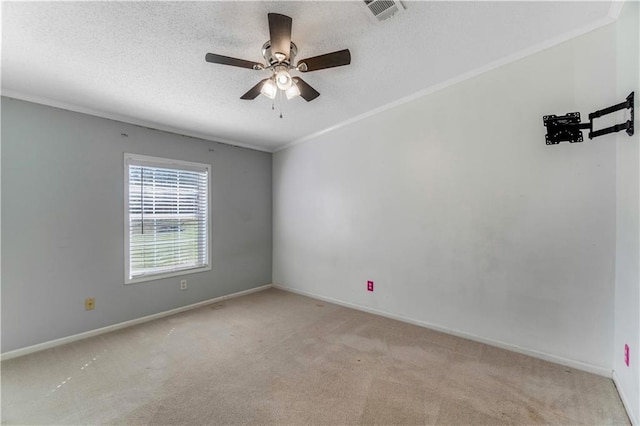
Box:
[543, 92, 634, 145]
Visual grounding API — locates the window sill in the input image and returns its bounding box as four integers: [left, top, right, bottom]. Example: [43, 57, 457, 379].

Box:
[125, 265, 211, 285]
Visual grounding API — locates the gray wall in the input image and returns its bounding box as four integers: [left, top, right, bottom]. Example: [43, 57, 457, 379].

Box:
[273, 23, 618, 373]
[1, 97, 272, 352]
[613, 1, 640, 422]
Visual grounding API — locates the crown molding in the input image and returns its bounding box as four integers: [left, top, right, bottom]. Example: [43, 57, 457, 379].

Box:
[276, 11, 619, 153]
[0, 90, 273, 153]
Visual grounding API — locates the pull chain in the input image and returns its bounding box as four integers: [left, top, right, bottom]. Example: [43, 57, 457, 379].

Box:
[268, 89, 285, 118]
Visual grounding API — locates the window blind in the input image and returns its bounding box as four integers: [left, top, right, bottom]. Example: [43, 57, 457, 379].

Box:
[125, 154, 209, 282]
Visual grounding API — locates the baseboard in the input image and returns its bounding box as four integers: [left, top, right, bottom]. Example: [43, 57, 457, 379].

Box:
[1, 284, 273, 361]
[613, 371, 639, 425]
[273, 284, 612, 378]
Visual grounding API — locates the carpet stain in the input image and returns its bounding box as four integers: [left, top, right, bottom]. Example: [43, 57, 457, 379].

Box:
[527, 406, 544, 423]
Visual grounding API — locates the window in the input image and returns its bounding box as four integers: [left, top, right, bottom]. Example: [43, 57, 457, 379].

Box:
[124, 153, 210, 284]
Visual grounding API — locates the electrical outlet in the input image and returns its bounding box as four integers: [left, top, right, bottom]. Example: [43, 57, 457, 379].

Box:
[367, 280, 374, 292]
[85, 298, 95, 311]
[625, 344, 630, 366]
[180, 280, 187, 290]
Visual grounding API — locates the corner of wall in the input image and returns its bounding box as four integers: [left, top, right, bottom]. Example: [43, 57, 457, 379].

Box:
[613, 1, 640, 424]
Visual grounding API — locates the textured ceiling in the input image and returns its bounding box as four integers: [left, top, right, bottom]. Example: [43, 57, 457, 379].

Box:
[2, 1, 616, 152]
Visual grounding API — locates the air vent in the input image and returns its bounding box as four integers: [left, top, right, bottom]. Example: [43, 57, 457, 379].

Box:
[364, 0, 404, 21]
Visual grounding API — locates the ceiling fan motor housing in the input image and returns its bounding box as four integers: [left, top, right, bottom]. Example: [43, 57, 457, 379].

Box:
[262, 41, 298, 66]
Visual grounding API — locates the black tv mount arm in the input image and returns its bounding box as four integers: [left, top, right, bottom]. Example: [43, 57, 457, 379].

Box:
[543, 92, 634, 145]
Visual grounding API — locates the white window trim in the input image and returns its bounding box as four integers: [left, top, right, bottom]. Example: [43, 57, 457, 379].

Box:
[124, 153, 211, 285]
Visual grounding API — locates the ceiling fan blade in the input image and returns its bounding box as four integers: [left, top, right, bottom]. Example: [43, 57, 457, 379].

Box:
[205, 53, 263, 70]
[268, 13, 292, 62]
[297, 49, 351, 72]
[292, 77, 320, 102]
[240, 78, 269, 100]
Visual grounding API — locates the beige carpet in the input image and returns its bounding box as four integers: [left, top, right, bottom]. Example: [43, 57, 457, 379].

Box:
[1, 288, 629, 425]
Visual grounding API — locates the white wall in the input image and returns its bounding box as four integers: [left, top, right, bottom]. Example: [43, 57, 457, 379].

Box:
[614, 1, 640, 423]
[274, 24, 619, 374]
[1, 98, 272, 353]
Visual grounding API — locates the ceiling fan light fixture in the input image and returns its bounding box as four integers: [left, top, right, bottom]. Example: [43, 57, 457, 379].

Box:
[260, 79, 277, 99]
[275, 69, 293, 90]
[285, 82, 301, 100]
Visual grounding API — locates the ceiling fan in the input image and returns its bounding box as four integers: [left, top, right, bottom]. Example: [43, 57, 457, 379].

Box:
[205, 13, 351, 102]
